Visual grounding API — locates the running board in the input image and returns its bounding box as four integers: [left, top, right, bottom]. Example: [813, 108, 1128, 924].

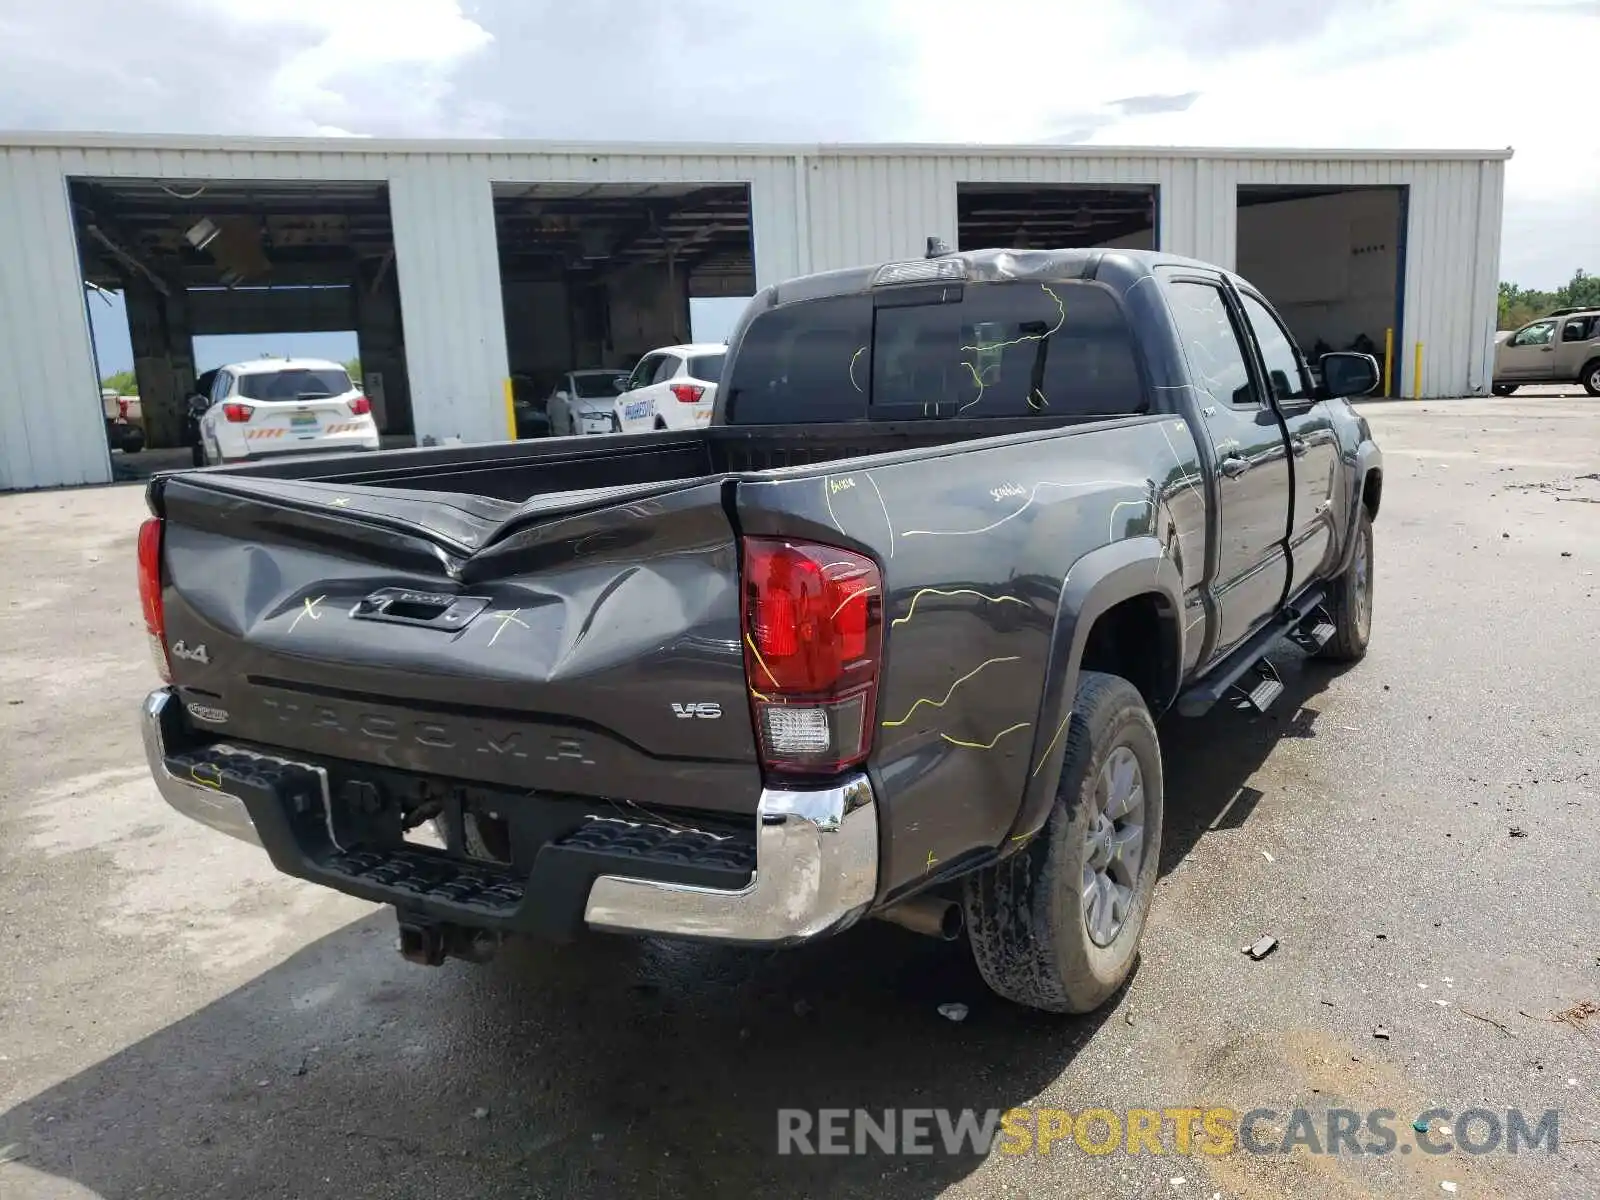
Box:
[1177, 587, 1328, 718]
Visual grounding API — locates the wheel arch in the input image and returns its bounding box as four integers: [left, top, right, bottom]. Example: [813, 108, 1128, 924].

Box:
[1002, 536, 1185, 848]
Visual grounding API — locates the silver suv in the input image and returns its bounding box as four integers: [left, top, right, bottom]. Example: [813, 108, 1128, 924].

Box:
[1492, 307, 1600, 396]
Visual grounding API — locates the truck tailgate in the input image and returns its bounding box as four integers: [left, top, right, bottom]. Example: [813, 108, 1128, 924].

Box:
[152, 472, 761, 816]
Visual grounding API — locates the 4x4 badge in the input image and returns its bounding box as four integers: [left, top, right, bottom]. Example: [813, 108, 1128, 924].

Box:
[171, 640, 211, 665]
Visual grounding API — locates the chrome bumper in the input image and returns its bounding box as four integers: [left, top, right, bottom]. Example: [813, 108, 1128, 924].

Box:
[583, 774, 879, 944]
[141, 689, 263, 847]
[143, 684, 880, 945]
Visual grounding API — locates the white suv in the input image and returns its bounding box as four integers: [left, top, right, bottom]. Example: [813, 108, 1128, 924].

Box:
[197, 358, 380, 465]
[614, 343, 726, 434]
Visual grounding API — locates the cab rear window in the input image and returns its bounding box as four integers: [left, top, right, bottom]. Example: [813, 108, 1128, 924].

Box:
[723, 281, 1144, 424]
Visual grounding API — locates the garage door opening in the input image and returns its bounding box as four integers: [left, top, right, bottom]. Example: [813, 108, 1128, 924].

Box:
[957, 184, 1158, 253]
[491, 182, 754, 437]
[68, 176, 412, 469]
[1237, 185, 1406, 395]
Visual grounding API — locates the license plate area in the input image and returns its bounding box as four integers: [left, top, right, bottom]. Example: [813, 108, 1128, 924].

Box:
[290, 411, 319, 430]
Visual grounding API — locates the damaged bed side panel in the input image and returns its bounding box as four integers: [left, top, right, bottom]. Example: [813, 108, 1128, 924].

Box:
[154, 475, 763, 817]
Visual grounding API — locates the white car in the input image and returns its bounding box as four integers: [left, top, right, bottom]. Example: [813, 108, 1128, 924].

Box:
[546, 369, 629, 437]
[197, 358, 379, 465]
[614, 343, 726, 434]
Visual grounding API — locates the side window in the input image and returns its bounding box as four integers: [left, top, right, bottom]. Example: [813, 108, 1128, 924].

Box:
[652, 355, 683, 385]
[1238, 292, 1313, 403]
[1165, 280, 1257, 408]
[1511, 320, 1556, 347]
[625, 355, 659, 392]
[212, 372, 231, 403]
[1560, 317, 1593, 342]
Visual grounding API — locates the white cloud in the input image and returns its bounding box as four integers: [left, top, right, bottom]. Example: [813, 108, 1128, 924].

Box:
[0, 0, 1594, 286]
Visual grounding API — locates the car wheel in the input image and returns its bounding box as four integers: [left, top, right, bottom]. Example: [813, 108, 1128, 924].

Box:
[1317, 506, 1374, 662]
[963, 670, 1163, 1014]
[1582, 359, 1600, 398]
[1491, 383, 1517, 397]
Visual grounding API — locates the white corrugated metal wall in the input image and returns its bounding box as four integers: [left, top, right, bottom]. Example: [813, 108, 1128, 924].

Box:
[0, 136, 1506, 490]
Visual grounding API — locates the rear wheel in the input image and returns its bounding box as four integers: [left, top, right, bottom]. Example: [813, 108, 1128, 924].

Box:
[1581, 359, 1600, 398]
[1317, 507, 1374, 662]
[963, 671, 1163, 1014]
[1491, 383, 1517, 397]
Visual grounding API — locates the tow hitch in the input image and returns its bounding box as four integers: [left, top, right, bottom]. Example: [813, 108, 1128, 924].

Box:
[395, 914, 503, 966]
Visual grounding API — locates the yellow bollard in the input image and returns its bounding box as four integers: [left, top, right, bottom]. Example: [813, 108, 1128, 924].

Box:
[1412, 342, 1424, 400]
[1383, 328, 1394, 398]
[503, 378, 517, 441]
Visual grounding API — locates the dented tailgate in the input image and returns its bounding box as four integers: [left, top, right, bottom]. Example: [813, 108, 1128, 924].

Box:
[151, 472, 762, 817]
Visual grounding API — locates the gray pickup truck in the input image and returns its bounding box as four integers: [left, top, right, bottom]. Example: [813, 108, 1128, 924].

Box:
[136, 246, 1382, 1014]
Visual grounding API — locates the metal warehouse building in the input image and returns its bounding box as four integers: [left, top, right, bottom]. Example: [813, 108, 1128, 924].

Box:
[0, 133, 1510, 491]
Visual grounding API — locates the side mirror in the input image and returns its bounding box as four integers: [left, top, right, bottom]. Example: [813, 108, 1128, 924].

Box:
[1318, 351, 1380, 399]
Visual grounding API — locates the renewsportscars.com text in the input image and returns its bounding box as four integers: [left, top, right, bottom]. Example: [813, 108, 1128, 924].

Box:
[776, 1106, 1561, 1157]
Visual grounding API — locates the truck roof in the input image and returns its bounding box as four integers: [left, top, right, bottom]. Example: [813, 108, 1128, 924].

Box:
[757, 246, 1228, 310]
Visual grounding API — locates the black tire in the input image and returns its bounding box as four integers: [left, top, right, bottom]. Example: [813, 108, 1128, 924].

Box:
[1581, 359, 1600, 398]
[1491, 383, 1517, 397]
[1317, 507, 1374, 662]
[963, 671, 1163, 1014]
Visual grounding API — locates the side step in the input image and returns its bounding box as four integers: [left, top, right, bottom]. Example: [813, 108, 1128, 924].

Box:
[1177, 587, 1327, 718]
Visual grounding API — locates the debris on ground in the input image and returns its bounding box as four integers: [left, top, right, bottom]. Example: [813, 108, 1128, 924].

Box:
[1246, 936, 1278, 961]
[1373, 1026, 1391, 1040]
[937, 1002, 969, 1023]
[472, 1107, 490, 1120]
[1555, 1000, 1599, 1033]
[1441, 1182, 1458, 1194]
[1260, 849, 1275, 863]
[1460, 1009, 1514, 1036]
[1509, 826, 1528, 838]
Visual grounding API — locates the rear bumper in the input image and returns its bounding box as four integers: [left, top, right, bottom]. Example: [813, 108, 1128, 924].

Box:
[140, 688, 877, 946]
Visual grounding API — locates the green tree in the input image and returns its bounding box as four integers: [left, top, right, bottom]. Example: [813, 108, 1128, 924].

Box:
[1498, 269, 1600, 330]
[100, 369, 137, 394]
[344, 357, 362, 382]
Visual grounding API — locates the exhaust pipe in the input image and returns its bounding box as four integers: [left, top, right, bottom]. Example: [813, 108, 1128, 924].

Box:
[876, 896, 963, 941]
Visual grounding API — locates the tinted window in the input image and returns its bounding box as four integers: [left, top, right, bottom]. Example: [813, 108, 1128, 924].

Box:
[1561, 316, 1594, 342]
[724, 295, 873, 424]
[237, 368, 351, 401]
[571, 373, 626, 399]
[1238, 292, 1312, 403]
[723, 283, 1141, 424]
[652, 356, 683, 385]
[688, 353, 725, 382]
[1166, 281, 1256, 408]
[874, 282, 1143, 419]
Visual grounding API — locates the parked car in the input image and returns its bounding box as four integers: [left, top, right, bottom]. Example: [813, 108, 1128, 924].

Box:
[1492, 306, 1600, 396]
[546, 369, 629, 436]
[134, 247, 1381, 1015]
[615, 343, 725, 433]
[193, 358, 379, 465]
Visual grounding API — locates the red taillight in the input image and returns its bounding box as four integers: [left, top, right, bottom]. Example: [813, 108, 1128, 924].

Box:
[348, 394, 372, 416]
[670, 383, 704, 404]
[741, 538, 882, 776]
[117, 398, 130, 420]
[221, 402, 254, 423]
[137, 517, 171, 683]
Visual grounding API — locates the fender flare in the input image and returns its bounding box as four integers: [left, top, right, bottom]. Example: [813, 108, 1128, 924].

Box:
[1335, 440, 1383, 576]
[1002, 535, 1186, 847]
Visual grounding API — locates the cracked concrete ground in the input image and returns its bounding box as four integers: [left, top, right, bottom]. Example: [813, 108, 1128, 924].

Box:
[2, 391, 1597, 1199]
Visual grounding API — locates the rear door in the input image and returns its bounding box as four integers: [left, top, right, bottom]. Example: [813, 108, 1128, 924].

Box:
[1234, 287, 1341, 600]
[1498, 319, 1558, 380]
[1161, 269, 1292, 660]
[1554, 314, 1597, 379]
[237, 366, 359, 447]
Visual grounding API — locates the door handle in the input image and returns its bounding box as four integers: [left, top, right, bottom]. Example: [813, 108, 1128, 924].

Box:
[1220, 454, 1251, 478]
[1540, 347, 1555, 353]
[1291, 437, 1309, 457]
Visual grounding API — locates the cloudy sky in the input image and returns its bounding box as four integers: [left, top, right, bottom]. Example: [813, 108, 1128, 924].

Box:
[3, 0, 1596, 293]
